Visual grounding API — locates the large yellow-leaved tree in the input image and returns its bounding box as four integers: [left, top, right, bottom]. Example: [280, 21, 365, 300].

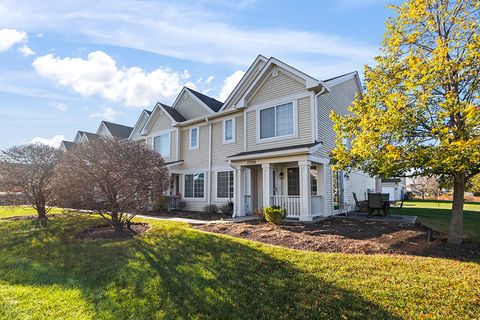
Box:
[331, 0, 480, 244]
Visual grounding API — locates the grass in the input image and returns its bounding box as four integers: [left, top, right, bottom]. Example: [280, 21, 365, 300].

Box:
[0, 206, 64, 219]
[398, 200, 480, 241]
[0, 207, 479, 319]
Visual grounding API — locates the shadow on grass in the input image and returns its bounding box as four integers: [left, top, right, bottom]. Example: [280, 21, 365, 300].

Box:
[0, 217, 401, 319]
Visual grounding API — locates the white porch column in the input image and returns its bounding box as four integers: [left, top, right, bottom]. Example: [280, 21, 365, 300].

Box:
[317, 164, 327, 216]
[375, 176, 382, 193]
[299, 160, 313, 221]
[234, 167, 245, 217]
[262, 163, 272, 209]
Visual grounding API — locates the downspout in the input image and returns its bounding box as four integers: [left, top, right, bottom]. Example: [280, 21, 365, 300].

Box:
[313, 85, 327, 144]
[207, 119, 212, 205]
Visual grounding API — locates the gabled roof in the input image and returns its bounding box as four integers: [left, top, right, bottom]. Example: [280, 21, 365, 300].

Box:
[60, 140, 75, 151]
[158, 103, 186, 122]
[99, 121, 133, 139]
[83, 132, 98, 141]
[185, 87, 223, 112]
[236, 57, 330, 108]
[323, 71, 361, 87]
[220, 55, 268, 111]
[129, 109, 152, 139]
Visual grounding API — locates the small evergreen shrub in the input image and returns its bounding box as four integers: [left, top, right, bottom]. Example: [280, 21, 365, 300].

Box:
[255, 207, 266, 222]
[178, 201, 187, 210]
[264, 206, 286, 225]
[203, 204, 219, 214]
[153, 195, 169, 212]
[219, 202, 233, 216]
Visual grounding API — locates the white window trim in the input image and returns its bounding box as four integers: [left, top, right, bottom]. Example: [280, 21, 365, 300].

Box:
[189, 127, 199, 150]
[216, 171, 235, 199]
[151, 131, 171, 158]
[255, 100, 298, 144]
[183, 172, 206, 200]
[222, 118, 235, 144]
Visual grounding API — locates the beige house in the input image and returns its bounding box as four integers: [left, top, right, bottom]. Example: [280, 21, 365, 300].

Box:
[128, 55, 375, 221]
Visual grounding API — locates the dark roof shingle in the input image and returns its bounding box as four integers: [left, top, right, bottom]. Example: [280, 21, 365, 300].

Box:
[228, 142, 320, 158]
[186, 87, 223, 112]
[102, 121, 134, 138]
[61, 140, 76, 151]
[159, 103, 186, 122]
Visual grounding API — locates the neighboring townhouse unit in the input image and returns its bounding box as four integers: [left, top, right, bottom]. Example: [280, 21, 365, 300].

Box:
[125, 55, 375, 221]
[381, 178, 406, 201]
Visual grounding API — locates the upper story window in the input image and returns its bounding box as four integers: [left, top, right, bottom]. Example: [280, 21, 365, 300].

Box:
[189, 127, 199, 150]
[259, 102, 294, 140]
[153, 133, 170, 158]
[223, 118, 235, 144]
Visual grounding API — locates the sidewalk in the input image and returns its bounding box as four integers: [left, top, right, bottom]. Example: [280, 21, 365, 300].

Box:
[136, 214, 259, 225]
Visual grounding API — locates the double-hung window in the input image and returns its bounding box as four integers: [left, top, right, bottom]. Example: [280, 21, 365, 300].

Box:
[184, 173, 204, 198]
[223, 118, 234, 143]
[217, 171, 234, 199]
[189, 127, 199, 150]
[153, 133, 170, 158]
[259, 102, 294, 140]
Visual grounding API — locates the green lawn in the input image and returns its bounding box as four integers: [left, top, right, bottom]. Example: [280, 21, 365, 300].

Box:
[398, 200, 480, 242]
[0, 206, 64, 219]
[0, 207, 479, 319]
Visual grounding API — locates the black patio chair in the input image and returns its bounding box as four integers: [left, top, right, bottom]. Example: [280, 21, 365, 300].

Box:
[368, 193, 386, 216]
[353, 192, 368, 212]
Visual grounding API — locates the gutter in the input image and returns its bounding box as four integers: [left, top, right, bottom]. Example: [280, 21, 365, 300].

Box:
[174, 108, 241, 127]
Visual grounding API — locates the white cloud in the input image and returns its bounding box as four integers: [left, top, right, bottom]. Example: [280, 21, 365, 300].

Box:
[49, 102, 68, 112]
[30, 135, 65, 148]
[218, 70, 245, 102]
[32, 51, 191, 107]
[18, 44, 35, 56]
[0, 28, 27, 52]
[89, 106, 119, 121]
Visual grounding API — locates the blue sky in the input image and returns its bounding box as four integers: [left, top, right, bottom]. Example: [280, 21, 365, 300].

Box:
[0, 0, 400, 149]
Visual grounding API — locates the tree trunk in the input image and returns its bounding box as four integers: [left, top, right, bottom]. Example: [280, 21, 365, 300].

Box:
[36, 203, 47, 220]
[448, 174, 465, 245]
[111, 212, 123, 233]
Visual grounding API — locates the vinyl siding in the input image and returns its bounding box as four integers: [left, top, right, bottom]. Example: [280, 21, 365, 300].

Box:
[176, 93, 210, 120]
[180, 124, 209, 170]
[211, 115, 244, 166]
[343, 171, 375, 205]
[246, 96, 312, 152]
[249, 70, 305, 105]
[315, 78, 359, 158]
[230, 65, 263, 106]
[324, 165, 334, 216]
[97, 124, 110, 137]
[144, 111, 176, 163]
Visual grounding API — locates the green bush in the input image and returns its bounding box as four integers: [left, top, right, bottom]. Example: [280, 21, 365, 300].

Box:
[264, 206, 286, 225]
[219, 202, 233, 216]
[203, 204, 218, 214]
[153, 195, 169, 212]
[255, 207, 266, 222]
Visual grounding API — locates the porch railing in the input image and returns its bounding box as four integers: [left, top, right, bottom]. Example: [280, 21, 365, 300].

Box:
[271, 195, 301, 217]
[167, 195, 182, 210]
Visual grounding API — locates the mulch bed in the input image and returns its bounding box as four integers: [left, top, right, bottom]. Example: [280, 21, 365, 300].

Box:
[198, 218, 480, 261]
[145, 210, 231, 221]
[78, 222, 150, 240]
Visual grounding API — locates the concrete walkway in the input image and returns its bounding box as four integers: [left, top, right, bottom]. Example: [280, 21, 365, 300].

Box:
[136, 214, 259, 225]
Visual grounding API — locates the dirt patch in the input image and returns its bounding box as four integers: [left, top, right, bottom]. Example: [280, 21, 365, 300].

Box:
[145, 210, 230, 221]
[198, 218, 480, 261]
[78, 222, 150, 240]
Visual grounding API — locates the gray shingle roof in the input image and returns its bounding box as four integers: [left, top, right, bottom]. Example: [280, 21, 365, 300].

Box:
[159, 103, 186, 122]
[186, 88, 223, 112]
[61, 140, 76, 151]
[83, 132, 99, 140]
[102, 121, 134, 138]
[228, 142, 320, 158]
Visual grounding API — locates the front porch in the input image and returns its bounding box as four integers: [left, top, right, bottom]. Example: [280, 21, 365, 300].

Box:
[231, 153, 331, 221]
